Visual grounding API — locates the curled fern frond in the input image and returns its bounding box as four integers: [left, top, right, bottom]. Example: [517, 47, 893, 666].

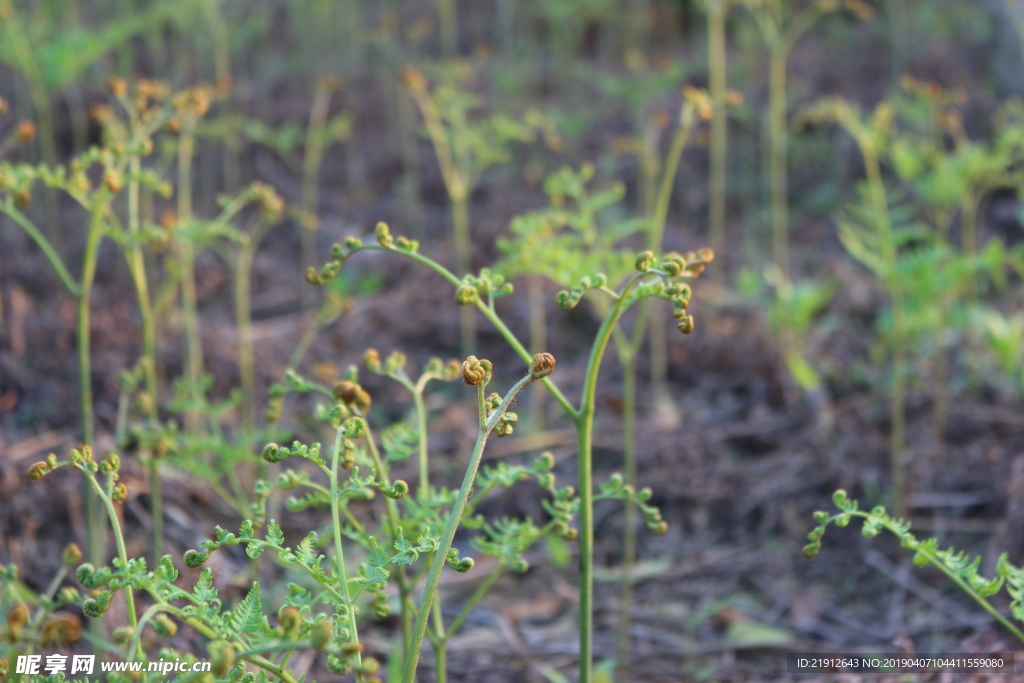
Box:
[462, 356, 493, 386]
[808, 489, 1024, 642]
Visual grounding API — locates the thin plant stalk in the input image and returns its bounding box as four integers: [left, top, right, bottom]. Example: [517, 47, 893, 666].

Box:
[438, 0, 457, 56]
[404, 370, 536, 683]
[79, 464, 138, 631]
[646, 101, 698, 400]
[768, 46, 789, 275]
[528, 274, 547, 429]
[744, 0, 837, 277]
[611, 104, 698, 671]
[300, 77, 339, 310]
[453, 192, 475, 356]
[79, 207, 107, 565]
[235, 221, 276, 434]
[328, 424, 365, 676]
[614, 357, 638, 677]
[177, 115, 204, 433]
[124, 114, 164, 566]
[707, 0, 728, 290]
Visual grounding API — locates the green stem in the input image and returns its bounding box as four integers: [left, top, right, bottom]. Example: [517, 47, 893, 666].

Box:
[404, 372, 534, 683]
[707, 0, 728, 290]
[615, 358, 638, 678]
[645, 105, 695, 401]
[80, 207, 105, 566]
[438, 0, 457, 57]
[81, 467, 137, 630]
[768, 45, 789, 276]
[236, 221, 275, 433]
[527, 274, 547, 429]
[413, 383, 431, 493]
[300, 78, 335, 310]
[404, 382, 487, 683]
[576, 272, 647, 683]
[329, 424, 364, 675]
[453, 192, 475, 357]
[126, 144, 164, 567]
[177, 117, 204, 433]
[0, 201, 80, 296]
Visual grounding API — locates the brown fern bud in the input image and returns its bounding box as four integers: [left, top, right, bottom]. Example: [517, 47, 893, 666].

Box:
[111, 482, 128, 504]
[6, 603, 28, 641]
[107, 77, 128, 98]
[462, 356, 492, 386]
[41, 614, 81, 647]
[185, 88, 211, 117]
[13, 188, 31, 209]
[104, 170, 123, 193]
[333, 380, 372, 412]
[15, 120, 36, 143]
[251, 181, 284, 217]
[90, 103, 114, 124]
[62, 543, 83, 566]
[27, 461, 50, 481]
[677, 315, 695, 335]
[403, 66, 428, 92]
[528, 353, 556, 381]
[362, 348, 382, 373]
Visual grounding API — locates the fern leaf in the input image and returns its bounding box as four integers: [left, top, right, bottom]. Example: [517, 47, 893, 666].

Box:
[381, 422, 418, 462]
[228, 583, 267, 640]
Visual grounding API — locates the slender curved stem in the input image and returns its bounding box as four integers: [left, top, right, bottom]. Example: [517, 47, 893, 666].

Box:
[576, 272, 649, 683]
[0, 202, 80, 295]
[236, 221, 275, 433]
[177, 116, 204, 433]
[80, 466, 137, 630]
[80, 207, 105, 565]
[329, 424, 364, 674]
[707, 0, 728, 291]
[404, 371, 534, 683]
[614, 358, 638, 678]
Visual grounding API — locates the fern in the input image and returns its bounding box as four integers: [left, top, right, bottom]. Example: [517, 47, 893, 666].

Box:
[807, 490, 1024, 643]
[226, 583, 268, 641]
[381, 422, 418, 462]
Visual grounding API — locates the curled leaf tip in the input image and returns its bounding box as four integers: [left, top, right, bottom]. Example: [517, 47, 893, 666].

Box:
[529, 353, 556, 380]
[462, 356, 492, 386]
[333, 380, 372, 412]
[635, 250, 656, 272]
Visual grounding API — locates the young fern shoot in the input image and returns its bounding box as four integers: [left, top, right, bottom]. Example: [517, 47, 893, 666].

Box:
[807, 490, 1024, 644]
[306, 222, 712, 683]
